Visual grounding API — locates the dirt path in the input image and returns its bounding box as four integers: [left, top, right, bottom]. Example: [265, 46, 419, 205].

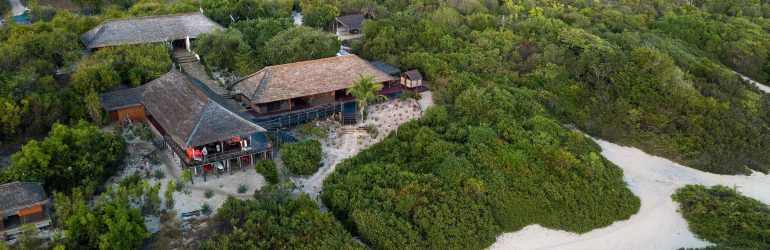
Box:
[490, 138, 770, 250]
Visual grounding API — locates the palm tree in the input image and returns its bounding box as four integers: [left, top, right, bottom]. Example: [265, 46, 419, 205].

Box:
[346, 75, 387, 123]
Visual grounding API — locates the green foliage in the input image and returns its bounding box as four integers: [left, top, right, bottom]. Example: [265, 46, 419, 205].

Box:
[199, 188, 362, 249]
[190, 0, 292, 26]
[3, 121, 126, 193]
[296, 122, 327, 139]
[303, 4, 339, 28]
[281, 140, 323, 175]
[323, 88, 640, 249]
[264, 26, 340, 65]
[154, 169, 165, 179]
[53, 186, 150, 249]
[91, 43, 171, 87]
[254, 160, 279, 184]
[237, 183, 247, 194]
[672, 185, 770, 249]
[204, 188, 214, 199]
[194, 29, 259, 76]
[346, 75, 387, 121]
[201, 202, 212, 215]
[165, 179, 175, 209]
[181, 168, 192, 184]
[0, 97, 22, 139]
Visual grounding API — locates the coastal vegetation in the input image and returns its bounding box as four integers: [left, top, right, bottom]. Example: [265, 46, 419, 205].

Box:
[281, 140, 323, 175]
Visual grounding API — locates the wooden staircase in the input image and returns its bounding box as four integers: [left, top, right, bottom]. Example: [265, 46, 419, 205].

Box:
[173, 50, 199, 64]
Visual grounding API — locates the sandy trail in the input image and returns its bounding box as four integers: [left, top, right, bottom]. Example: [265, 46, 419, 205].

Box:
[734, 70, 770, 94]
[490, 138, 770, 250]
[9, 0, 28, 16]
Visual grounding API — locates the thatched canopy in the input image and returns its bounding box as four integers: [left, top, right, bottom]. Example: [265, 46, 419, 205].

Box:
[81, 12, 224, 49]
[141, 70, 265, 148]
[335, 14, 365, 30]
[233, 55, 396, 105]
[0, 182, 48, 214]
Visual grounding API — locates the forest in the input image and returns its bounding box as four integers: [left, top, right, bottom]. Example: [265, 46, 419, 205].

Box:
[0, 0, 769, 249]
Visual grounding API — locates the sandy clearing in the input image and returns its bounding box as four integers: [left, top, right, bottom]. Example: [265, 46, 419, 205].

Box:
[295, 94, 433, 201]
[9, 0, 28, 16]
[489, 137, 770, 250]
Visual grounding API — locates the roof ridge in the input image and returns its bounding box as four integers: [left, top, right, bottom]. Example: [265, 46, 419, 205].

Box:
[184, 99, 212, 147]
[99, 12, 206, 24]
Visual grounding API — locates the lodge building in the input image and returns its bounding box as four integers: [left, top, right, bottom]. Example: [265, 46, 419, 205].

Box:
[0, 182, 51, 240]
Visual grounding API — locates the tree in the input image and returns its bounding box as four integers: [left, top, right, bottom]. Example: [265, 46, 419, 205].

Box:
[280, 140, 322, 175]
[255, 160, 279, 184]
[346, 75, 387, 123]
[303, 4, 339, 29]
[263, 26, 340, 65]
[54, 187, 150, 249]
[4, 121, 126, 193]
[0, 97, 22, 138]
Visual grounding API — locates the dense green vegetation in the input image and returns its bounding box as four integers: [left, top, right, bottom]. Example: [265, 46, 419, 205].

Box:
[281, 140, 323, 175]
[255, 159, 279, 184]
[344, 0, 770, 174]
[672, 185, 770, 249]
[0, 121, 126, 193]
[323, 87, 640, 249]
[263, 26, 341, 65]
[199, 187, 362, 249]
[52, 185, 151, 249]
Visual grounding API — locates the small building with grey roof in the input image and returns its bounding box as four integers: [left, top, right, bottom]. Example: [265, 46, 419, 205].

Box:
[81, 12, 223, 51]
[1, 182, 51, 238]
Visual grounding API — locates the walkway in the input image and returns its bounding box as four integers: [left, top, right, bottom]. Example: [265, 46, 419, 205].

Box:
[173, 49, 230, 98]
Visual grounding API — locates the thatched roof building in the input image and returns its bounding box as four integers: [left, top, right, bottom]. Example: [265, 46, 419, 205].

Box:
[233, 55, 396, 105]
[81, 12, 223, 49]
[0, 182, 48, 215]
[141, 71, 265, 148]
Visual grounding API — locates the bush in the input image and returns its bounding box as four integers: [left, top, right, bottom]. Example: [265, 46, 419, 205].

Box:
[296, 122, 327, 139]
[672, 185, 770, 249]
[199, 189, 361, 249]
[202, 203, 212, 215]
[165, 179, 175, 209]
[154, 169, 165, 180]
[281, 140, 323, 175]
[237, 184, 247, 194]
[255, 160, 279, 184]
[204, 188, 214, 199]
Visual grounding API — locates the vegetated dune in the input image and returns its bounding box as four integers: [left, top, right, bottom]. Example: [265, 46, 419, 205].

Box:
[490, 138, 770, 250]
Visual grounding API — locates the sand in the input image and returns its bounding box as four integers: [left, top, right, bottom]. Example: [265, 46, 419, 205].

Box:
[295, 94, 434, 201]
[734, 70, 770, 94]
[489, 137, 770, 250]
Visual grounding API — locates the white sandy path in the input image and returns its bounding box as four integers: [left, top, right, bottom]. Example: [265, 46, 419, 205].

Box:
[734, 70, 770, 94]
[9, 0, 28, 16]
[291, 11, 303, 26]
[490, 138, 770, 250]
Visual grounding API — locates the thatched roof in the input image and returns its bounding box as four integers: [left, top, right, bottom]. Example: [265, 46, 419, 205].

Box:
[404, 70, 423, 80]
[234, 55, 396, 105]
[81, 12, 224, 49]
[0, 182, 48, 214]
[100, 85, 148, 111]
[335, 14, 365, 30]
[369, 61, 400, 75]
[141, 70, 265, 147]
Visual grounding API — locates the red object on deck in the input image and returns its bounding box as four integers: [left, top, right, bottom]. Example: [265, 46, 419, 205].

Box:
[185, 147, 203, 159]
[241, 156, 250, 165]
[203, 164, 213, 172]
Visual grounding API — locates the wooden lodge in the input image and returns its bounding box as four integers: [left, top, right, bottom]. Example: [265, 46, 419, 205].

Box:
[232, 55, 398, 117]
[80, 12, 223, 51]
[101, 70, 273, 178]
[333, 14, 366, 40]
[0, 182, 51, 239]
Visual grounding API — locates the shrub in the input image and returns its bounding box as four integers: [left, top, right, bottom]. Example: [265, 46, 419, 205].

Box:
[281, 140, 323, 175]
[296, 122, 327, 138]
[255, 160, 279, 184]
[364, 124, 379, 139]
[174, 180, 185, 192]
[237, 184, 247, 194]
[672, 185, 770, 249]
[201, 203, 212, 215]
[154, 169, 166, 180]
[204, 188, 214, 199]
[165, 179, 175, 209]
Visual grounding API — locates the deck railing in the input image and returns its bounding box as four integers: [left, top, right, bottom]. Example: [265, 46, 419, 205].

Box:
[253, 103, 346, 130]
[164, 136, 271, 168]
